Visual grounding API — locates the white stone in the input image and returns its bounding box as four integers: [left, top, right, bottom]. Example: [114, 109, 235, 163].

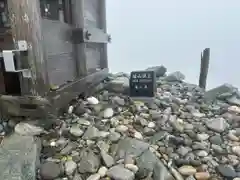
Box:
[134, 131, 143, 140]
[86, 140, 95, 146]
[232, 146, 240, 156]
[86, 173, 101, 180]
[147, 122, 156, 128]
[65, 160, 77, 175]
[197, 133, 209, 141]
[87, 96, 99, 105]
[228, 106, 240, 114]
[192, 112, 205, 118]
[50, 141, 56, 147]
[69, 126, 84, 137]
[196, 150, 208, 157]
[98, 166, 108, 177]
[68, 105, 74, 114]
[116, 125, 128, 133]
[125, 164, 139, 173]
[103, 108, 114, 118]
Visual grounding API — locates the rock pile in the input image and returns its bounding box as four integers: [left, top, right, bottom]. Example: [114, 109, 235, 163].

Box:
[1, 66, 240, 180]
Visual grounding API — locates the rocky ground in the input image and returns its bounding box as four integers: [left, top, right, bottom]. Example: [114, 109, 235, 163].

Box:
[0, 66, 240, 180]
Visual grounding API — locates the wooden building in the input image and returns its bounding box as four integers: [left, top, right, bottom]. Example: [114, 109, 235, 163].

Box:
[0, 0, 110, 116]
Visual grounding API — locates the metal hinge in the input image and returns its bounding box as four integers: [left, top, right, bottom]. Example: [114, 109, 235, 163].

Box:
[1, 40, 31, 78]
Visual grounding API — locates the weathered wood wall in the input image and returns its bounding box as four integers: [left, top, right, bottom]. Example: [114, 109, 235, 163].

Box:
[7, 0, 48, 96]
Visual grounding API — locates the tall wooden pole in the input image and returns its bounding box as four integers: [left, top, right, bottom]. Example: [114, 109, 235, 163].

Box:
[199, 48, 210, 90]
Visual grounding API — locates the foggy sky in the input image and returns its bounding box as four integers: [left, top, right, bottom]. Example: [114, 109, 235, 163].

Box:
[106, 0, 240, 89]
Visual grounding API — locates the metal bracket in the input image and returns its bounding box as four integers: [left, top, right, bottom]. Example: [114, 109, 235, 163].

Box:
[71, 27, 111, 44]
[1, 40, 31, 78]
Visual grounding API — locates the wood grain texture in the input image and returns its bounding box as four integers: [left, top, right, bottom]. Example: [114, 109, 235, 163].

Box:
[42, 19, 76, 86]
[7, 0, 48, 96]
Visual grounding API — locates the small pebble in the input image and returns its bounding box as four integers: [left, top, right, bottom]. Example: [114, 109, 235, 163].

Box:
[125, 164, 139, 173]
[195, 172, 210, 180]
[87, 96, 99, 105]
[98, 166, 108, 177]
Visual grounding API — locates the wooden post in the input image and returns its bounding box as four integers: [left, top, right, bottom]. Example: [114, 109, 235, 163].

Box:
[71, 0, 87, 76]
[99, 0, 108, 69]
[199, 48, 210, 90]
[7, 0, 48, 96]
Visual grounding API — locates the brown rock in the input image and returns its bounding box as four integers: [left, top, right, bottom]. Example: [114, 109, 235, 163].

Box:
[178, 165, 197, 176]
[195, 172, 211, 180]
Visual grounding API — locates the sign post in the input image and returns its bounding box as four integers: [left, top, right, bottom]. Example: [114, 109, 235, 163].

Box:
[129, 71, 156, 100]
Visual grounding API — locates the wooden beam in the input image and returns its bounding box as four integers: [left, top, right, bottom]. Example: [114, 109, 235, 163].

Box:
[71, 0, 87, 76]
[7, 0, 49, 96]
[99, 0, 108, 69]
[199, 48, 210, 90]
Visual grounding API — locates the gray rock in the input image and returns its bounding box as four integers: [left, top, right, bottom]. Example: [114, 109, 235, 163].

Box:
[204, 83, 237, 102]
[235, 128, 240, 136]
[153, 161, 174, 180]
[209, 135, 223, 145]
[106, 77, 129, 93]
[206, 117, 229, 133]
[14, 122, 44, 136]
[73, 173, 83, 180]
[101, 151, 115, 167]
[78, 151, 100, 173]
[0, 124, 4, 133]
[77, 118, 91, 126]
[136, 150, 158, 178]
[69, 126, 84, 137]
[60, 142, 76, 155]
[211, 144, 224, 154]
[145, 65, 167, 77]
[112, 96, 125, 106]
[192, 142, 208, 150]
[196, 150, 208, 157]
[164, 71, 185, 82]
[176, 146, 191, 157]
[103, 108, 114, 118]
[217, 165, 237, 178]
[82, 126, 100, 140]
[97, 141, 110, 152]
[65, 160, 77, 175]
[74, 103, 86, 116]
[226, 95, 240, 106]
[112, 138, 149, 160]
[0, 133, 41, 180]
[107, 165, 135, 180]
[40, 162, 61, 180]
[108, 132, 121, 142]
[150, 131, 167, 144]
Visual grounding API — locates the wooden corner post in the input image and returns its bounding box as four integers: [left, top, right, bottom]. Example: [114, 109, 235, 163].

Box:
[199, 48, 210, 90]
[7, 0, 49, 96]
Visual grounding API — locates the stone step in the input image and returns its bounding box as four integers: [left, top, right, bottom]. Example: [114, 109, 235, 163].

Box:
[0, 133, 41, 180]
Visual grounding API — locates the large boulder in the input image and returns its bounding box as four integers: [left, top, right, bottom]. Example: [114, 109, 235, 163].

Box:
[0, 133, 41, 180]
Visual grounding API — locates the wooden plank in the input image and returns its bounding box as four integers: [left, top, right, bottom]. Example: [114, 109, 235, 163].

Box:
[49, 68, 108, 110]
[199, 48, 210, 90]
[0, 95, 51, 117]
[7, 0, 49, 96]
[42, 19, 76, 87]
